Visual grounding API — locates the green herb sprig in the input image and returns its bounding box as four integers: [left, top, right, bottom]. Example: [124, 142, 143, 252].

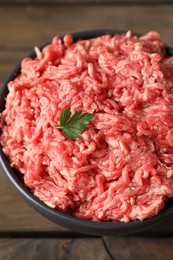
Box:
[54, 107, 94, 140]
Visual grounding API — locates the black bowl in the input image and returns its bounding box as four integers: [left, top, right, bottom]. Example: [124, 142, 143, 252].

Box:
[1, 29, 173, 236]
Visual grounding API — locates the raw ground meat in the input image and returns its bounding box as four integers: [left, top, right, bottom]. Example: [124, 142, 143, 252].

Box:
[1, 31, 173, 222]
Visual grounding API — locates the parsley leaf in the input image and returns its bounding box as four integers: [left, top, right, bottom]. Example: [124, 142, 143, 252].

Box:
[54, 107, 94, 140]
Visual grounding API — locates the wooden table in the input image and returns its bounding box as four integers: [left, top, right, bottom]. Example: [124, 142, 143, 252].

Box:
[1, 1, 173, 259]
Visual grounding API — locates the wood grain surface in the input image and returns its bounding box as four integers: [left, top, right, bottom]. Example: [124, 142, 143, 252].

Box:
[0, 237, 173, 260]
[1, 4, 173, 84]
[0, 2, 173, 259]
[1, 0, 173, 4]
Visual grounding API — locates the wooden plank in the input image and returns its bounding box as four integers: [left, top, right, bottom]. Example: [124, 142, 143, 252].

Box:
[0, 237, 173, 260]
[103, 237, 173, 260]
[0, 167, 67, 232]
[0, 0, 173, 4]
[0, 49, 29, 84]
[0, 63, 16, 85]
[0, 5, 172, 82]
[0, 238, 108, 260]
[0, 4, 173, 85]
[0, 5, 173, 49]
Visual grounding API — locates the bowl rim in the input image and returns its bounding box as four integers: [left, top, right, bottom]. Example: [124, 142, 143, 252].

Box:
[1, 145, 173, 236]
[1, 29, 173, 236]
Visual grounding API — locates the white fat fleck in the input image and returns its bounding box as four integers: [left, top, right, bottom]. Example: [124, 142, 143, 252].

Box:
[126, 31, 132, 38]
[119, 141, 125, 150]
[53, 197, 59, 201]
[33, 180, 41, 185]
[34, 46, 42, 59]
[97, 211, 104, 219]
[167, 169, 173, 178]
[130, 197, 135, 205]
[163, 154, 170, 157]
[44, 201, 55, 208]
[123, 216, 130, 223]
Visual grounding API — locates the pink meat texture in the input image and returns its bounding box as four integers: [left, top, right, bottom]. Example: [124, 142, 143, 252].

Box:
[1, 31, 173, 222]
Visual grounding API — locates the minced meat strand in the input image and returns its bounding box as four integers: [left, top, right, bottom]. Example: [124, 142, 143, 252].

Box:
[1, 31, 173, 222]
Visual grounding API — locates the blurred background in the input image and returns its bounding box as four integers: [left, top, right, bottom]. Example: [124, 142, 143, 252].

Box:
[1, 0, 173, 85]
[1, 0, 173, 259]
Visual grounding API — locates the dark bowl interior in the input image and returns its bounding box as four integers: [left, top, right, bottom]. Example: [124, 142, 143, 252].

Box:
[1, 29, 173, 236]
